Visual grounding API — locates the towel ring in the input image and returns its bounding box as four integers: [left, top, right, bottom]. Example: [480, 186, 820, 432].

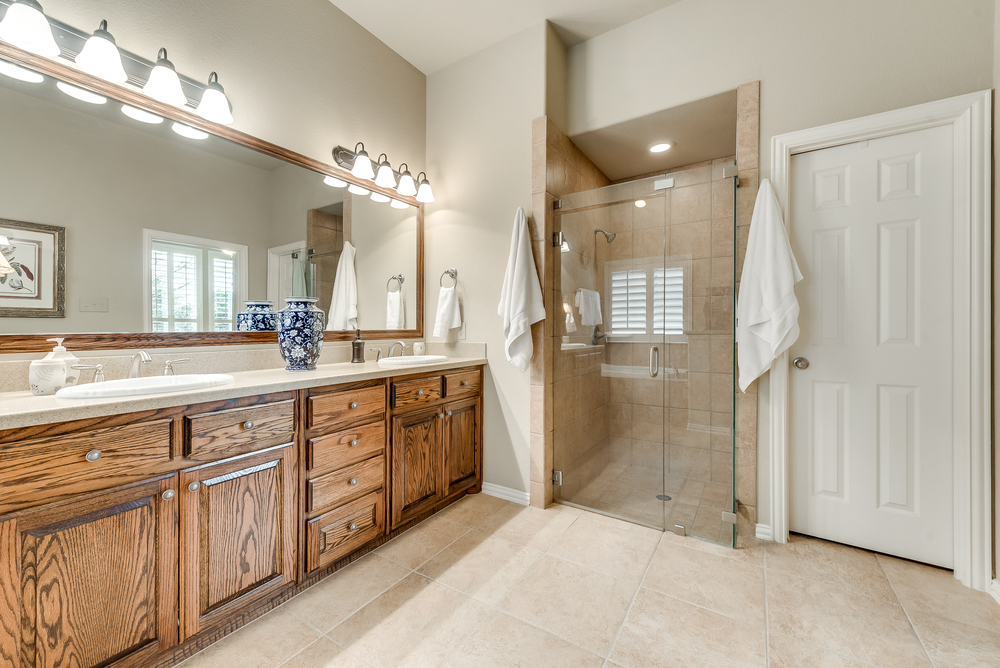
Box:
[440, 268, 458, 288]
[386, 274, 405, 292]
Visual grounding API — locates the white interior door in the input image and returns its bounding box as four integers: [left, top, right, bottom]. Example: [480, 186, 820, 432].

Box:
[788, 124, 954, 568]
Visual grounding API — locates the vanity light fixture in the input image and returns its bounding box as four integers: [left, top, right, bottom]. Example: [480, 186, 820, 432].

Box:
[649, 142, 671, 153]
[390, 198, 408, 209]
[121, 104, 163, 124]
[195, 72, 233, 125]
[634, 199, 646, 208]
[370, 192, 390, 203]
[56, 81, 106, 104]
[347, 184, 370, 196]
[142, 48, 187, 108]
[350, 142, 375, 180]
[415, 172, 434, 203]
[0, 59, 42, 82]
[171, 122, 208, 140]
[395, 163, 417, 197]
[74, 20, 127, 84]
[323, 175, 347, 188]
[0, 0, 59, 58]
[374, 154, 396, 188]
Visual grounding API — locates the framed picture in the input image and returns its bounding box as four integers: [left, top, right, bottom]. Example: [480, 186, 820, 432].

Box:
[0, 219, 65, 318]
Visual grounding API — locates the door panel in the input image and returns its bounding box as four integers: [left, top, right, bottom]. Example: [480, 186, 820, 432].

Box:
[390, 407, 442, 528]
[442, 399, 479, 495]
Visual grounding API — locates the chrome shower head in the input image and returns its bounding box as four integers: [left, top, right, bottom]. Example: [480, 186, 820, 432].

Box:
[595, 228, 616, 243]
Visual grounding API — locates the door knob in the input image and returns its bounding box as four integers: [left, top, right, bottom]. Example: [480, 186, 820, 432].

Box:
[792, 357, 810, 370]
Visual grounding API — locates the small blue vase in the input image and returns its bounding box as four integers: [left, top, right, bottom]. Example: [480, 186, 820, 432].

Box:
[237, 300, 277, 332]
[277, 297, 325, 371]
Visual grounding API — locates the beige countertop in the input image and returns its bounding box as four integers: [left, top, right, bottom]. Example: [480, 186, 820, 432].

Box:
[0, 357, 487, 430]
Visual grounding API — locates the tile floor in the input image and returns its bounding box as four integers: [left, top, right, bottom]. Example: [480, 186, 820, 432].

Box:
[178, 493, 1000, 668]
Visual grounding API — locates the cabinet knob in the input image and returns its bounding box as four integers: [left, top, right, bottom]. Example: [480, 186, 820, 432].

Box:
[461, 381, 469, 386]
[446, 411, 453, 417]
[188, 481, 201, 493]
[162, 489, 175, 501]
[417, 390, 424, 396]
[349, 478, 358, 486]
[243, 420, 255, 430]
[438, 413, 445, 419]
[349, 522, 357, 531]
[350, 439, 359, 447]
[350, 402, 358, 410]
[85, 449, 102, 463]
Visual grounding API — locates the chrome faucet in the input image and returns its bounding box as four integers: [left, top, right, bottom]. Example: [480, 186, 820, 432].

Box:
[388, 341, 409, 357]
[592, 327, 607, 346]
[128, 350, 152, 378]
[369, 347, 383, 361]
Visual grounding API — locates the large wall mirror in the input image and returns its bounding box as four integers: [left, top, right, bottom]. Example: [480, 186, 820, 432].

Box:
[0, 47, 422, 352]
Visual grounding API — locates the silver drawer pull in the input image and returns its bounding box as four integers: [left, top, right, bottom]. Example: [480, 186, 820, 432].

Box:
[349, 478, 358, 486]
[417, 389, 424, 396]
[188, 481, 201, 493]
[350, 439, 359, 447]
[243, 420, 255, 430]
[85, 449, 102, 463]
[349, 522, 357, 531]
[350, 402, 358, 409]
[461, 381, 469, 386]
[162, 489, 175, 501]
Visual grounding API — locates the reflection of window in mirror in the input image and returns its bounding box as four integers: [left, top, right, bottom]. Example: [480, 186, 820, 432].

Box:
[143, 230, 248, 333]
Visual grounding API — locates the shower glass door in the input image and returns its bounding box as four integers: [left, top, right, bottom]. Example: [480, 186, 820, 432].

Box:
[552, 165, 737, 547]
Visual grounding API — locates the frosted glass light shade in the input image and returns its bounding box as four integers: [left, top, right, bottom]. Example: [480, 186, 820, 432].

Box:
[196, 72, 233, 124]
[171, 122, 208, 140]
[370, 192, 390, 203]
[350, 143, 374, 180]
[347, 184, 369, 196]
[56, 81, 106, 104]
[0, 59, 42, 82]
[396, 171, 416, 197]
[121, 104, 162, 124]
[374, 163, 396, 188]
[0, 0, 59, 58]
[415, 175, 434, 203]
[143, 49, 187, 108]
[390, 199, 408, 209]
[323, 176, 347, 188]
[75, 21, 126, 83]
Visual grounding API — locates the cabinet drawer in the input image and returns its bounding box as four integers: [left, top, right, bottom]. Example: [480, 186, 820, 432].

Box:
[308, 422, 385, 474]
[0, 420, 172, 513]
[445, 369, 481, 399]
[185, 400, 294, 460]
[392, 376, 443, 410]
[309, 386, 385, 432]
[307, 491, 384, 572]
[307, 454, 385, 513]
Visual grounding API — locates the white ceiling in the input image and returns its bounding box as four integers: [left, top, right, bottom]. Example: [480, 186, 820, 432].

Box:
[328, 0, 684, 74]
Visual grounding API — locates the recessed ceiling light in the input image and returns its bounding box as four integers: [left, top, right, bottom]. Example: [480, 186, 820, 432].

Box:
[0, 59, 42, 83]
[649, 142, 671, 153]
[121, 104, 163, 124]
[634, 199, 646, 208]
[171, 122, 208, 140]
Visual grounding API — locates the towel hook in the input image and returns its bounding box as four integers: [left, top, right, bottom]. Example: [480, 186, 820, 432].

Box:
[386, 274, 405, 292]
[440, 268, 458, 288]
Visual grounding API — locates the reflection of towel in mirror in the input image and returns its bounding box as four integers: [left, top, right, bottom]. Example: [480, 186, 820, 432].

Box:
[386, 290, 404, 329]
[565, 309, 577, 333]
[433, 286, 462, 338]
[497, 207, 546, 370]
[575, 288, 603, 326]
[327, 241, 358, 330]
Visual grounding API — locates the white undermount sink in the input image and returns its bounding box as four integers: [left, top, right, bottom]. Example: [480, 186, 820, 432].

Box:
[55, 374, 236, 399]
[377, 354, 448, 368]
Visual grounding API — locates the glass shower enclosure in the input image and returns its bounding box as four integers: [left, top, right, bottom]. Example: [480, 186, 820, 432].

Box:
[551, 163, 739, 546]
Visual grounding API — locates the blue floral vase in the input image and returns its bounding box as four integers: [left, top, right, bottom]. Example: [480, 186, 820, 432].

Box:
[277, 297, 325, 371]
[237, 300, 277, 332]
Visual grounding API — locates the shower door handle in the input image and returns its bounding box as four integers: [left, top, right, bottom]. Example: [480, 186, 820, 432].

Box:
[649, 346, 659, 378]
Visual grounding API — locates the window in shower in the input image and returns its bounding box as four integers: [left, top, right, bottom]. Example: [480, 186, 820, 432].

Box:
[608, 265, 687, 337]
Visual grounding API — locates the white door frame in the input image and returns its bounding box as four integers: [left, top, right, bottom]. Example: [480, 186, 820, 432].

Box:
[765, 90, 992, 591]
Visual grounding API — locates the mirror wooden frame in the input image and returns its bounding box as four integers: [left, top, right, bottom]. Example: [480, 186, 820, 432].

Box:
[0, 42, 423, 353]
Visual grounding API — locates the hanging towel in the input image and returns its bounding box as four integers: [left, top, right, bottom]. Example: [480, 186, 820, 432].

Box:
[575, 288, 603, 326]
[433, 285, 462, 338]
[497, 207, 546, 370]
[386, 289, 404, 329]
[327, 241, 358, 330]
[737, 179, 804, 392]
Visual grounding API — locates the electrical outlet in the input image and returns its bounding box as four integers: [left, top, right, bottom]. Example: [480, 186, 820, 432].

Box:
[80, 298, 108, 312]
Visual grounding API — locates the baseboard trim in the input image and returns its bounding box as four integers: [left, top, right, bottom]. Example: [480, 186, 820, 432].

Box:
[990, 579, 1000, 607]
[755, 523, 774, 541]
[481, 482, 529, 506]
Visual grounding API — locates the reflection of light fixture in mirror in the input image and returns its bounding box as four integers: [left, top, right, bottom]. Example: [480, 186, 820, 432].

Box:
[560, 240, 570, 252]
[370, 192, 390, 203]
[649, 142, 671, 153]
[323, 175, 347, 188]
[415, 172, 434, 203]
[196, 72, 233, 124]
[374, 153, 396, 188]
[121, 104, 163, 124]
[0, 234, 12, 274]
[350, 142, 374, 180]
[634, 199, 646, 208]
[395, 163, 416, 197]
[171, 122, 208, 140]
[347, 184, 369, 196]
[75, 20, 127, 83]
[222, 249, 235, 256]
[0, 0, 59, 57]
[390, 199, 408, 209]
[142, 48, 187, 108]
[56, 81, 106, 104]
[0, 59, 42, 82]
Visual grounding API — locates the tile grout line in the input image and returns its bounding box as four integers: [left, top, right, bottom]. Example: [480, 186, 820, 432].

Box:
[876, 556, 939, 668]
[600, 531, 662, 666]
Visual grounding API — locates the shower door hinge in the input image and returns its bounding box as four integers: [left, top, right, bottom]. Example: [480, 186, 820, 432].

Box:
[722, 164, 739, 179]
[721, 510, 738, 524]
[553, 199, 562, 210]
[551, 469, 563, 485]
[552, 232, 564, 248]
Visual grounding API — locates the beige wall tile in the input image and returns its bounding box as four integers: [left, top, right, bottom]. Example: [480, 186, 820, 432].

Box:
[670, 183, 712, 225]
[711, 217, 735, 257]
[672, 220, 712, 258]
[532, 142, 546, 194]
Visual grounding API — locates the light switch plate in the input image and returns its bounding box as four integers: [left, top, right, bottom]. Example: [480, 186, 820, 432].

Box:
[80, 298, 108, 312]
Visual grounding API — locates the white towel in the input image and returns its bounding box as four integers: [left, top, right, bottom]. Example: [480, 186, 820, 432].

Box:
[433, 286, 462, 338]
[737, 179, 804, 392]
[497, 207, 546, 370]
[326, 241, 358, 330]
[564, 301, 577, 333]
[575, 288, 603, 326]
[386, 290, 404, 329]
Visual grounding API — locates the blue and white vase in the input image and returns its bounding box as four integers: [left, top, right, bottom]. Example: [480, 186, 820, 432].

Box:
[237, 300, 277, 332]
[277, 297, 325, 371]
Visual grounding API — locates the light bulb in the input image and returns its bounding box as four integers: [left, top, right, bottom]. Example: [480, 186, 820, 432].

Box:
[348, 184, 369, 196]
[649, 142, 671, 153]
[0, 59, 42, 82]
[634, 199, 646, 208]
[415, 172, 434, 203]
[121, 104, 163, 124]
[374, 154, 396, 188]
[370, 192, 390, 203]
[75, 20, 126, 83]
[323, 175, 347, 188]
[56, 81, 106, 104]
[395, 163, 417, 197]
[390, 199, 408, 209]
[142, 48, 187, 108]
[350, 142, 375, 180]
[172, 122, 208, 140]
[0, 0, 59, 58]
[196, 72, 233, 124]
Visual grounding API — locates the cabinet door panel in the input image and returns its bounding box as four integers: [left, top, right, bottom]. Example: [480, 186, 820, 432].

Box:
[443, 399, 480, 496]
[390, 408, 442, 528]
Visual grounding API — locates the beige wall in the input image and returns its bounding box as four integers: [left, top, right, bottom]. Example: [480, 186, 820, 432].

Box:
[425, 25, 547, 493]
[994, 0, 1000, 580]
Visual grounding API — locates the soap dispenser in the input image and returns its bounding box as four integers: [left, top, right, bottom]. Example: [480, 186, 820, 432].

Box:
[351, 330, 365, 363]
[29, 338, 79, 395]
[44, 338, 81, 386]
